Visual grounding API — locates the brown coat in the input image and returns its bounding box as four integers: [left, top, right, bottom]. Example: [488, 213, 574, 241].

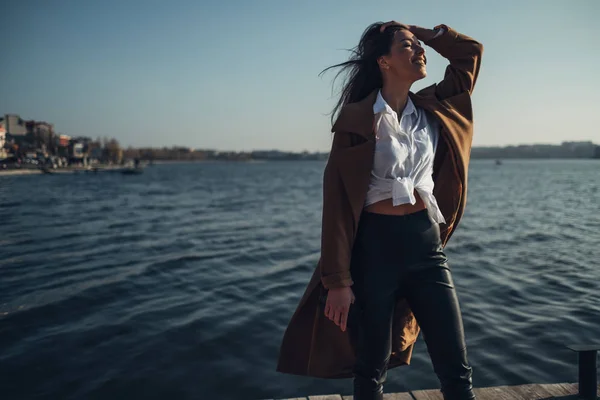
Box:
[277, 25, 483, 379]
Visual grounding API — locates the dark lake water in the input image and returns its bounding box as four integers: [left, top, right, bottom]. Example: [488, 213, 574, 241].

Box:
[1, 160, 599, 400]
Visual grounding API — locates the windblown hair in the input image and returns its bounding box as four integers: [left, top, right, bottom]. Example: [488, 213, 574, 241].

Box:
[320, 22, 408, 124]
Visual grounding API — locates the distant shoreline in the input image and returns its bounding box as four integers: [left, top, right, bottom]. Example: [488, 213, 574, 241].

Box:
[150, 159, 266, 165]
[0, 165, 124, 177]
[2, 157, 598, 177]
[0, 169, 43, 176]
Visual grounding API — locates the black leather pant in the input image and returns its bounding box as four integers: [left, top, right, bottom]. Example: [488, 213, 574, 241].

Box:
[348, 209, 475, 400]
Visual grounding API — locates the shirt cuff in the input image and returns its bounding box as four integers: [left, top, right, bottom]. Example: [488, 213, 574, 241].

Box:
[433, 25, 446, 38]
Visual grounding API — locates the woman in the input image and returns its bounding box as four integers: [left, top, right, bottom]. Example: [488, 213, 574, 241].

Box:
[277, 21, 483, 400]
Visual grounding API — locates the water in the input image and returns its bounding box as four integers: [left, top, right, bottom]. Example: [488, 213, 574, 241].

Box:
[1, 160, 599, 400]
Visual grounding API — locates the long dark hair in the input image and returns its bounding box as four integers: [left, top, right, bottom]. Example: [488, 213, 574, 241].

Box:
[320, 22, 407, 124]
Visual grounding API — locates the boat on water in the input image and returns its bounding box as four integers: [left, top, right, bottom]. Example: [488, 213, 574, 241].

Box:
[120, 167, 143, 175]
[37, 158, 146, 175]
[120, 158, 144, 175]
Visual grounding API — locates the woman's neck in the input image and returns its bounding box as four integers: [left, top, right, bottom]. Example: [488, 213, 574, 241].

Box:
[380, 81, 412, 114]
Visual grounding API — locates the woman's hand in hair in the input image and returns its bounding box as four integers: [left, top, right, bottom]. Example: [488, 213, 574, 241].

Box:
[379, 21, 410, 33]
[324, 286, 356, 332]
[407, 25, 441, 42]
[380, 21, 440, 42]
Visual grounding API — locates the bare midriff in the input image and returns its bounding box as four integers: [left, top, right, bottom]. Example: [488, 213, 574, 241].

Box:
[363, 190, 427, 216]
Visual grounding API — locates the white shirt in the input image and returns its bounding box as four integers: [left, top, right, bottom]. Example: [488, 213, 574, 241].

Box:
[364, 90, 446, 224]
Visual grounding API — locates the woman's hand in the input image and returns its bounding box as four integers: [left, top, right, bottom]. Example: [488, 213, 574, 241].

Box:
[379, 21, 410, 33]
[324, 286, 356, 332]
[380, 21, 439, 42]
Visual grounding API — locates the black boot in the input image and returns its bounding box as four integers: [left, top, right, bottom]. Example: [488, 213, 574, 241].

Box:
[353, 376, 384, 400]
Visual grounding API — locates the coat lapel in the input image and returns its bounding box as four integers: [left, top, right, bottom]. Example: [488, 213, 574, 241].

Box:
[331, 90, 377, 139]
[334, 141, 375, 226]
[330, 91, 378, 226]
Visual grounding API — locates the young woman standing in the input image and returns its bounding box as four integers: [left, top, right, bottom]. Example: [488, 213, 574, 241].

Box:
[278, 21, 483, 400]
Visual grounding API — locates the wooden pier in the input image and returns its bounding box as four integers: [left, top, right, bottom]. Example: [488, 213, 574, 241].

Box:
[274, 344, 599, 400]
[272, 382, 599, 399]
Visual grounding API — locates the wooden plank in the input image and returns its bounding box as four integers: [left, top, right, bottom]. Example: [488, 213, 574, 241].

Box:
[473, 385, 523, 400]
[473, 383, 581, 400]
[410, 383, 581, 400]
[342, 393, 413, 400]
[283, 383, 598, 400]
[566, 344, 600, 352]
[383, 393, 416, 400]
[410, 388, 443, 400]
[536, 383, 578, 396]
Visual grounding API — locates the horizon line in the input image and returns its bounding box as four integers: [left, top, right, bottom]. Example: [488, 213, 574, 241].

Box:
[121, 140, 599, 153]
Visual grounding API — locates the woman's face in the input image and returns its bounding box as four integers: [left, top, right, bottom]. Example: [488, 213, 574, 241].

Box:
[378, 29, 427, 83]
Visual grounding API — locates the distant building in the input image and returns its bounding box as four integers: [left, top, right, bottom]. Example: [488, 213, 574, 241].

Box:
[72, 143, 84, 158]
[56, 134, 71, 158]
[0, 115, 60, 158]
[1, 114, 28, 157]
[69, 137, 95, 163]
[0, 118, 6, 159]
[560, 141, 595, 158]
[0, 142, 5, 161]
[58, 134, 71, 147]
[26, 120, 54, 138]
[3, 114, 27, 136]
[25, 120, 55, 156]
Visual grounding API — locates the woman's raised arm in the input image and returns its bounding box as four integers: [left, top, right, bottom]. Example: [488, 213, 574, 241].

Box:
[412, 24, 484, 99]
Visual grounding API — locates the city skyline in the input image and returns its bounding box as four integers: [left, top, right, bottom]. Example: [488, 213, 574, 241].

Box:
[3, 111, 598, 153]
[1, 1, 599, 152]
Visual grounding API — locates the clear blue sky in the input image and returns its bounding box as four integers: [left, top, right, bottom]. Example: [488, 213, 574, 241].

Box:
[1, 0, 598, 152]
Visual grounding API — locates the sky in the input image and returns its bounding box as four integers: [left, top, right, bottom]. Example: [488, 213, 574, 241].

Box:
[1, 0, 599, 152]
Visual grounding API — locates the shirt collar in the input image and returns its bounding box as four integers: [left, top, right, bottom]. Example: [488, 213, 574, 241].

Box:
[373, 90, 416, 118]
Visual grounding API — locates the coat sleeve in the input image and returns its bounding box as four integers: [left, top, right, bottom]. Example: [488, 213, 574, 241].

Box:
[320, 131, 355, 289]
[425, 24, 484, 99]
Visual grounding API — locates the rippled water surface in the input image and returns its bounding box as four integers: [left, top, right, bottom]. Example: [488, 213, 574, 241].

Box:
[1, 160, 599, 400]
